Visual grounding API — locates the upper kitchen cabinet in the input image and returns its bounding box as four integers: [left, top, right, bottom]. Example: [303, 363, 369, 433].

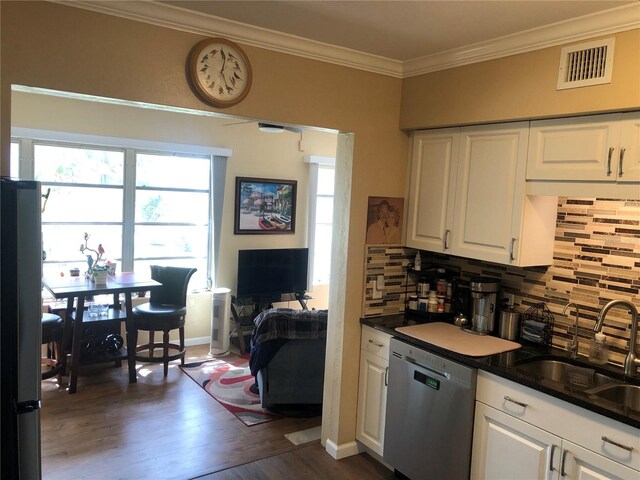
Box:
[405, 128, 459, 253]
[526, 112, 640, 197]
[406, 123, 557, 267]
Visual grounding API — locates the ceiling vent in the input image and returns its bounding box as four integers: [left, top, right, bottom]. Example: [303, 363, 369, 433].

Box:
[557, 38, 614, 90]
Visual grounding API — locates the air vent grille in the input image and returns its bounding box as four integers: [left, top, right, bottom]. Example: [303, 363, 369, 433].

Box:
[557, 38, 614, 90]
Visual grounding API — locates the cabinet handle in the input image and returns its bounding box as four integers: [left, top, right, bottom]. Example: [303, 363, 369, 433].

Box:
[549, 444, 558, 472]
[560, 449, 569, 477]
[607, 147, 614, 176]
[509, 238, 516, 262]
[443, 229, 450, 250]
[618, 148, 626, 177]
[602, 436, 634, 453]
[368, 339, 384, 348]
[504, 395, 527, 409]
[385, 366, 389, 387]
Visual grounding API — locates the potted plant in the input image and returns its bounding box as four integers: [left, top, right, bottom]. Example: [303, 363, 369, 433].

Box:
[80, 232, 108, 283]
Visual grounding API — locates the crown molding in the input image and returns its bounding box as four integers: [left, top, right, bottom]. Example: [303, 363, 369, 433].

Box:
[403, 3, 640, 77]
[55, 1, 404, 77]
[57, 1, 639, 79]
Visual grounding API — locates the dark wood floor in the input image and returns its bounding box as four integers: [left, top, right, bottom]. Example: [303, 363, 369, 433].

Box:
[41, 344, 392, 480]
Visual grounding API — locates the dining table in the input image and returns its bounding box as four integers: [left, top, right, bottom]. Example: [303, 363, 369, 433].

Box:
[42, 272, 161, 394]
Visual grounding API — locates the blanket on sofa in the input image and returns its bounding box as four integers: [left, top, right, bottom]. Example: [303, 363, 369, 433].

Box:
[249, 308, 328, 376]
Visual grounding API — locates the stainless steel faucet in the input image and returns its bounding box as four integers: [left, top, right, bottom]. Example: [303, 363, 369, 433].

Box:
[563, 302, 580, 359]
[594, 300, 639, 376]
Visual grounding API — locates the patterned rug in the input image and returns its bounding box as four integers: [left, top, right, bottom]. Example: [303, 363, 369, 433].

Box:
[179, 354, 280, 427]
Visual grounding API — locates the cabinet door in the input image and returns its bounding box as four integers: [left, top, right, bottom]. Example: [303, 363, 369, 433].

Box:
[405, 128, 459, 252]
[527, 114, 622, 181]
[452, 123, 529, 265]
[617, 113, 640, 182]
[472, 402, 560, 480]
[356, 350, 388, 456]
[561, 440, 638, 480]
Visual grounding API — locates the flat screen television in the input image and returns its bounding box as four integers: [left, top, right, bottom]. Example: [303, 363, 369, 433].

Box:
[236, 247, 309, 299]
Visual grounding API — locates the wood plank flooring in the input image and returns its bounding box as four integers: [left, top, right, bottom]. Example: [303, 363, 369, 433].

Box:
[41, 344, 392, 480]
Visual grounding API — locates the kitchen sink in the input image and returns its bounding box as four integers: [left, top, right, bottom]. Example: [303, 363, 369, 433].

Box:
[586, 384, 640, 412]
[516, 358, 615, 390]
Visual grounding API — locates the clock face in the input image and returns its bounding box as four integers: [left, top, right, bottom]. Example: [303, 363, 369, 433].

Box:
[189, 38, 252, 108]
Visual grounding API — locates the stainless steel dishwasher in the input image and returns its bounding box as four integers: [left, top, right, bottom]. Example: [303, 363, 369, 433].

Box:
[384, 337, 477, 480]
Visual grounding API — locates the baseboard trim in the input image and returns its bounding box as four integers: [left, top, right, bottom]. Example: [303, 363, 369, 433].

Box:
[324, 439, 360, 460]
[185, 336, 210, 347]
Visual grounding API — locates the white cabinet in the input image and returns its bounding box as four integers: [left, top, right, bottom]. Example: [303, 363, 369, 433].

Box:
[562, 440, 639, 480]
[472, 403, 638, 480]
[472, 371, 640, 480]
[527, 112, 640, 183]
[405, 128, 459, 253]
[472, 401, 560, 480]
[406, 123, 557, 266]
[356, 326, 390, 456]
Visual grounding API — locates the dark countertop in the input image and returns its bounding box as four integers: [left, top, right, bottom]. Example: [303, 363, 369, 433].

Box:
[361, 313, 640, 429]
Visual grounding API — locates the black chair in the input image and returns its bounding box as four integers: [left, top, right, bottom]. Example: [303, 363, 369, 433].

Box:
[131, 266, 197, 377]
[42, 312, 64, 381]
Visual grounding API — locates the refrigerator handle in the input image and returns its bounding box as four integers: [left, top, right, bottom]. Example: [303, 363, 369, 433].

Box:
[16, 400, 41, 415]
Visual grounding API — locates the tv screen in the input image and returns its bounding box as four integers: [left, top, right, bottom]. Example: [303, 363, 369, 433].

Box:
[237, 248, 309, 299]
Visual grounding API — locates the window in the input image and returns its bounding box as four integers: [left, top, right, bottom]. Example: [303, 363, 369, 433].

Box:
[307, 157, 335, 286]
[10, 142, 19, 177]
[14, 136, 217, 289]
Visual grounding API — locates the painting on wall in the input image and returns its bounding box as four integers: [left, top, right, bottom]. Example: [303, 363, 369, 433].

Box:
[365, 196, 404, 244]
[234, 177, 297, 234]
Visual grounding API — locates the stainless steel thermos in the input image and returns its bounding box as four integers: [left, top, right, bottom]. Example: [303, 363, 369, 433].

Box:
[499, 305, 521, 341]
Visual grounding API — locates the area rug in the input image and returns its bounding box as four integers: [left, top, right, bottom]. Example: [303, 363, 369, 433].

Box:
[179, 354, 280, 427]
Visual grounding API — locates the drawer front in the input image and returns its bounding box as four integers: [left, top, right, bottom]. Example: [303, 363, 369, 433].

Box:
[361, 325, 391, 360]
[477, 371, 640, 471]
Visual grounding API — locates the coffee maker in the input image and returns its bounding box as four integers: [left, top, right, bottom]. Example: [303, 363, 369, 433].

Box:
[467, 277, 500, 335]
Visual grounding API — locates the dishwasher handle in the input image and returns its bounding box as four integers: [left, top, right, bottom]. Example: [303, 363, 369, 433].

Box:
[406, 357, 450, 380]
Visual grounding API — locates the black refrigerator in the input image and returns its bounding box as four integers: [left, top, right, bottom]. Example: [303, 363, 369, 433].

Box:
[1, 178, 43, 479]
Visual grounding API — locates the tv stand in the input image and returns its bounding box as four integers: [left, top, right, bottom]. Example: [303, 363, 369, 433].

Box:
[229, 292, 311, 354]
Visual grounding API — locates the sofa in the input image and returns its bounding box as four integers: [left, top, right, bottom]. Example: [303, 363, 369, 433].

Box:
[248, 307, 328, 412]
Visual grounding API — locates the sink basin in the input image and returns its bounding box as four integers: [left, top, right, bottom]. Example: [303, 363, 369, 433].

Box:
[587, 384, 640, 412]
[516, 359, 615, 389]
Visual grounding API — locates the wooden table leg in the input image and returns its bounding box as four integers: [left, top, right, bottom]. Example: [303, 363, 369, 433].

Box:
[124, 292, 137, 383]
[60, 297, 74, 380]
[68, 295, 85, 394]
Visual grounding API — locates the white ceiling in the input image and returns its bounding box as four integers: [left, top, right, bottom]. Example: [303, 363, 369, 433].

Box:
[161, 1, 635, 61]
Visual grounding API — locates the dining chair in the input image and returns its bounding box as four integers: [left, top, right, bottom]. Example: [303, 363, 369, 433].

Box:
[131, 266, 197, 377]
[41, 312, 64, 381]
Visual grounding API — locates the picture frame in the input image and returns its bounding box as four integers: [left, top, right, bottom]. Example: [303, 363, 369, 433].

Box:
[234, 177, 297, 234]
[365, 196, 404, 245]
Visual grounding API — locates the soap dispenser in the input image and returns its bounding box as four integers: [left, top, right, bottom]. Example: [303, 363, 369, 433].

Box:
[588, 333, 609, 365]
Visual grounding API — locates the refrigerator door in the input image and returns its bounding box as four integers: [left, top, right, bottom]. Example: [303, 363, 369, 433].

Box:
[1, 178, 43, 479]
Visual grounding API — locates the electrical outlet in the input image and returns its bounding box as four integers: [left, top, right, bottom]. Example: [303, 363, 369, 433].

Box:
[372, 280, 383, 300]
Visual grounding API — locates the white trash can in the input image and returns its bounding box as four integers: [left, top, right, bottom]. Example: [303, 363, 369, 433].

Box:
[209, 287, 231, 356]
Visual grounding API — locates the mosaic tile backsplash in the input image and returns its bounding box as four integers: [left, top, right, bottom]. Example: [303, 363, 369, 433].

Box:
[363, 197, 640, 368]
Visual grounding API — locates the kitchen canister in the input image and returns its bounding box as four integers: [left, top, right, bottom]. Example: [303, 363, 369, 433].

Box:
[499, 305, 521, 341]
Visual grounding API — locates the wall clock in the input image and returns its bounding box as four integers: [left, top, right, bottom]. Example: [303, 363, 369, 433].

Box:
[188, 37, 252, 108]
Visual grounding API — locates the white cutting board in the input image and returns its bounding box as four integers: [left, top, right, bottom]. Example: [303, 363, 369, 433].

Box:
[395, 322, 521, 357]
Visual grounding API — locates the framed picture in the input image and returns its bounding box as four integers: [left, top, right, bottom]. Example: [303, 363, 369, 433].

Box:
[234, 177, 297, 234]
[366, 196, 404, 244]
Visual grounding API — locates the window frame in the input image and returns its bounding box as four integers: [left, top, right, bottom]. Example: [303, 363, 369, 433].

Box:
[11, 128, 232, 289]
[306, 156, 336, 288]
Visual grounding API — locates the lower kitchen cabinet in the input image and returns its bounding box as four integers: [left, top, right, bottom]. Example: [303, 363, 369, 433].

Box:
[472, 403, 637, 480]
[472, 401, 559, 479]
[472, 371, 640, 479]
[356, 326, 390, 456]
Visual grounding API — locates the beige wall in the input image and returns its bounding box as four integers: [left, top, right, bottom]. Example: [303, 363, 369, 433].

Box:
[1, 1, 407, 448]
[4, 0, 637, 455]
[400, 29, 640, 130]
[11, 91, 337, 340]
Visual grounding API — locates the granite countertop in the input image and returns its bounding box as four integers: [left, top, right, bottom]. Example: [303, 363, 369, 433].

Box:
[361, 313, 640, 429]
